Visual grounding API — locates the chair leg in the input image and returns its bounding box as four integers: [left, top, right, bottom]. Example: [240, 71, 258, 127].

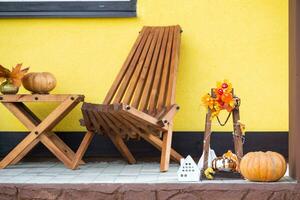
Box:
[108, 133, 136, 164]
[71, 131, 94, 170]
[138, 131, 182, 163]
[160, 127, 173, 172]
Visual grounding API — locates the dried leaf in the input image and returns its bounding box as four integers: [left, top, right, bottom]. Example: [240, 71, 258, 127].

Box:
[10, 63, 29, 87]
[21, 67, 29, 73]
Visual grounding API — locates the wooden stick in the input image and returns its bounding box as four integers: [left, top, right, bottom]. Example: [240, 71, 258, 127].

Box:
[202, 109, 212, 176]
[232, 107, 244, 161]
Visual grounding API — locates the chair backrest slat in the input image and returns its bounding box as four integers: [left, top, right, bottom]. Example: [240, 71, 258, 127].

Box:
[104, 25, 181, 116]
[147, 27, 170, 114]
[131, 28, 161, 108]
[112, 27, 153, 104]
[165, 26, 181, 107]
[122, 27, 155, 104]
[103, 27, 150, 104]
[138, 27, 165, 112]
[156, 26, 174, 112]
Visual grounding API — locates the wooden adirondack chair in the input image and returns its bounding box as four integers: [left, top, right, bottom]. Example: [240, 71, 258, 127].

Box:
[72, 25, 183, 172]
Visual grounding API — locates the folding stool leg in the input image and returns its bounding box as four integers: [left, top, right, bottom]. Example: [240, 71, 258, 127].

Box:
[0, 132, 38, 169]
[47, 133, 85, 165]
[2, 101, 85, 168]
[11, 139, 40, 165]
[39, 134, 73, 168]
[71, 131, 95, 169]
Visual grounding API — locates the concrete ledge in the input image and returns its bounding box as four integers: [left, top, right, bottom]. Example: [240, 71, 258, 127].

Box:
[0, 183, 299, 200]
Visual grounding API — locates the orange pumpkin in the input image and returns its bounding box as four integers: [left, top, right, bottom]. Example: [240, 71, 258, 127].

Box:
[240, 151, 286, 182]
[22, 72, 56, 94]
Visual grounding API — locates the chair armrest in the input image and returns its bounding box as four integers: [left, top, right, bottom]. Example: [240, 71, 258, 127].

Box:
[157, 104, 180, 126]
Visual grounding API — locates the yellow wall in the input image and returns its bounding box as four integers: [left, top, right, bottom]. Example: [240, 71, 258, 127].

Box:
[0, 0, 288, 132]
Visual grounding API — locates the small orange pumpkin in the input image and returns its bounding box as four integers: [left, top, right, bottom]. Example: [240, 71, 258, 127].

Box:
[240, 151, 286, 182]
[22, 72, 56, 94]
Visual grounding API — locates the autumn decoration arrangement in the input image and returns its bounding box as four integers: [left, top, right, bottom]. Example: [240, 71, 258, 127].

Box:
[0, 64, 29, 94]
[199, 80, 244, 180]
[0, 63, 57, 95]
[199, 80, 287, 182]
[202, 79, 235, 119]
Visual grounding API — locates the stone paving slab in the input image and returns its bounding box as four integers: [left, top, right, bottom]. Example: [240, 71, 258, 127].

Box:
[0, 161, 295, 184]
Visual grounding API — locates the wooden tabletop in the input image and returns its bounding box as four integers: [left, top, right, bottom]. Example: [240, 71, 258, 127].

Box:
[0, 94, 85, 102]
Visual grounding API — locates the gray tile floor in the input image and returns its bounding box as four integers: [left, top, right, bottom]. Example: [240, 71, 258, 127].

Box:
[0, 161, 295, 184]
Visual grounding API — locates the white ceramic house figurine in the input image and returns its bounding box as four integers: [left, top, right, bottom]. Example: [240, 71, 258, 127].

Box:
[177, 155, 200, 182]
[198, 147, 217, 171]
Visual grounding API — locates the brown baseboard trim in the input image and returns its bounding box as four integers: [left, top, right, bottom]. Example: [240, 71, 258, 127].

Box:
[0, 131, 288, 159]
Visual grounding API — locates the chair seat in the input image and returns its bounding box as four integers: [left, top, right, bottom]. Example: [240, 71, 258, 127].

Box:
[81, 102, 165, 139]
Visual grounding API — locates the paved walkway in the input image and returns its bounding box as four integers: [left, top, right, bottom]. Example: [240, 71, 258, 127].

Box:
[0, 161, 294, 184]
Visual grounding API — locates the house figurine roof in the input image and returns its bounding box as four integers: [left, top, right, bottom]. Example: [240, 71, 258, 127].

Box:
[177, 155, 200, 182]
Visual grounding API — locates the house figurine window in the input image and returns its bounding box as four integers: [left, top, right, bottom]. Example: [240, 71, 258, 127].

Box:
[0, 0, 136, 18]
[177, 155, 200, 182]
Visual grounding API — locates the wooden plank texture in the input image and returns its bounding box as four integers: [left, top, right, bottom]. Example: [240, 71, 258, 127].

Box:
[156, 26, 174, 112]
[139, 28, 165, 112]
[0, 94, 84, 102]
[0, 94, 84, 169]
[104, 27, 148, 104]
